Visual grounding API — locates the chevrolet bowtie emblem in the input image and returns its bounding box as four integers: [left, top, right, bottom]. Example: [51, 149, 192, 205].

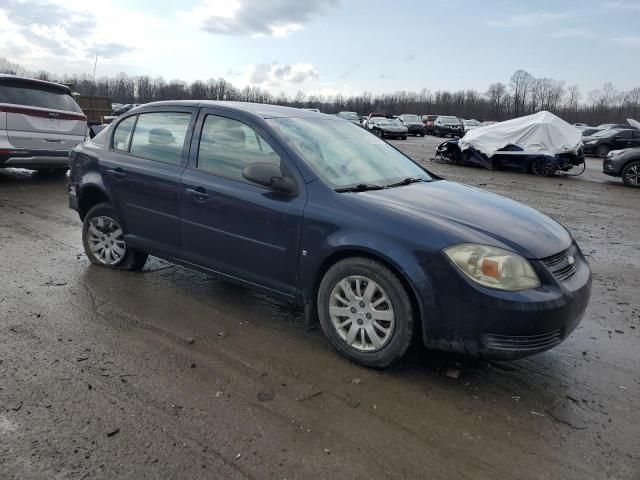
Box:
[567, 255, 575, 266]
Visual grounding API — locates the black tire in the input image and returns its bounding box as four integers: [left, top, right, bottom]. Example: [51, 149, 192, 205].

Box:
[317, 257, 414, 368]
[420, 133, 425, 137]
[82, 202, 148, 271]
[596, 145, 610, 158]
[621, 160, 640, 188]
[530, 158, 557, 177]
[402, 136, 407, 140]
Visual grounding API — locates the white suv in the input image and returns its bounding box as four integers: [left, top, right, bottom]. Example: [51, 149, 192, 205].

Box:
[0, 75, 87, 172]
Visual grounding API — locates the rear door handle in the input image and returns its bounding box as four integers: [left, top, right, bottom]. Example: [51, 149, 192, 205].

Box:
[106, 168, 127, 180]
[185, 186, 210, 201]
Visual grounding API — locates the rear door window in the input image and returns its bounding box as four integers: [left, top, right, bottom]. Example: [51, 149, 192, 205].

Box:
[129, 112, 192, 165]
[196, 115, 281, 183]
[113, 116, 137, 152]
[0, 79, 82, 112]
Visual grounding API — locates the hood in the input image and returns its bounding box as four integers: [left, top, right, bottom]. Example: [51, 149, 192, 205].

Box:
[355, 181, 571, 259]
[382, 125, 407, 131]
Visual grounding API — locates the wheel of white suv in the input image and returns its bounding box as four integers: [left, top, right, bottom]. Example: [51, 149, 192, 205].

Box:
[82, 202, 148, 270]
[317, 257, 414, 368]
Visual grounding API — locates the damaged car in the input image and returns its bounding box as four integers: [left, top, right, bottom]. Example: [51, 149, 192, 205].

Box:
[435, 111, 585, 176]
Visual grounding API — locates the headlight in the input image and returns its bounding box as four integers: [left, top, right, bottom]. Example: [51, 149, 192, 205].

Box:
[586, 140, 598, 145]
[444, 244, 541, 291]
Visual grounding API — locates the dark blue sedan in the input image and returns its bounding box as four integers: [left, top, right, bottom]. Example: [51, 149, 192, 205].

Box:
[68, 101, 592, 367]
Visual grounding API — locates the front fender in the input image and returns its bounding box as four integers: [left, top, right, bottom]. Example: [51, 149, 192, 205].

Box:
[298, 228, 437, 333]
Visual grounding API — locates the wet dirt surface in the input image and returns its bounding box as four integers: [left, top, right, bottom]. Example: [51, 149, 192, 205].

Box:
[0, 138, 638, 479]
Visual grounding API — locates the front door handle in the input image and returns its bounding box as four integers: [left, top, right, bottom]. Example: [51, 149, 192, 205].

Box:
[106, 168, 127, 180]
[185, 187, 210, 201]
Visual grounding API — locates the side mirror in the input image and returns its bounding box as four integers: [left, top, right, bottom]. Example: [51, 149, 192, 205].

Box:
[242, 163, 297, 195]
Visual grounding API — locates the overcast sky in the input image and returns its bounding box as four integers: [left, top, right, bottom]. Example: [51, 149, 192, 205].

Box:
[0, 0, 639, 97]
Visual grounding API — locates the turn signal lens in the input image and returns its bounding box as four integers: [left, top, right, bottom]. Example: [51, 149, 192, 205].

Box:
[444, 244, 541, 291]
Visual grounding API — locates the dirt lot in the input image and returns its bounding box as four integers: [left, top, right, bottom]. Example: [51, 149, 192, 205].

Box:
[0, 137, 638, 480]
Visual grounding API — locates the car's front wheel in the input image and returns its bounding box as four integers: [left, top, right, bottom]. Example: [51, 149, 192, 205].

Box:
[597, 145, 610, 158]
[621, 160, 640, 187]
[317, 257, 414, 368]
[82, 203, 148, 270]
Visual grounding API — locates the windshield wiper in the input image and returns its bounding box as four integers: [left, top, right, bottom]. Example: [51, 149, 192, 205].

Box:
[385, 177, 426, 188]
[335, 183, 386, 193]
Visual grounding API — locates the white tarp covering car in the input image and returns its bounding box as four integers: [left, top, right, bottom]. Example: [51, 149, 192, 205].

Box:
[458, 111, 583, 157]
[435, 111, 586, 176]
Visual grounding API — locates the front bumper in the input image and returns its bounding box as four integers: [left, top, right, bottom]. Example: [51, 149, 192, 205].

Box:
[382, 130, 407, 138]
[0, 148, 71, 168]
[440, 128, 463, 136]
[602, 156, 621, 177]
[407, 125, 425, 134]
[420, 242, 592, 359]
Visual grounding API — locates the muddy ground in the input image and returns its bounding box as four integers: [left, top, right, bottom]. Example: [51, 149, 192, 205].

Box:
[0, 136, 638, 480]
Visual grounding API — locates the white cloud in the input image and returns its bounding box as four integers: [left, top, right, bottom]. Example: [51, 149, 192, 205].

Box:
[612, 36, 640, 47]
[546, 28, 593, 39]
[488, 12, 574, 28]
[603, 2, 640, 12]
[179, 0, 339, 38]
[245, 62, 319, 86]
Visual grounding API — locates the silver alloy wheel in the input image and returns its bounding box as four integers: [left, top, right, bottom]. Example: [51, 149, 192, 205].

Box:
[624, 164, 640, 186]
[329, 275, 395, 352]
[86, 216, 126, 266]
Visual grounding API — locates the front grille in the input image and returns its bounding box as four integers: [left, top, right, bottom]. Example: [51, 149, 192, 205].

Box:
[483, 330, 563, 352]
[542, 248, 577, 283]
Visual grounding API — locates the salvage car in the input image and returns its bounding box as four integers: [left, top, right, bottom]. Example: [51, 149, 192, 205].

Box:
[433, 116, 464, 137]
[69, 101, 591, 367]
[336, 111, 361, 126]
[603, 148, 640, 187]
[398, 114, 426, 136]
[0, 74, 87, 173]
[582, 128, 640, 158]
[371, 117, 408, 139]
[436, 111, 585, 176]
[463, 119, 482, 133]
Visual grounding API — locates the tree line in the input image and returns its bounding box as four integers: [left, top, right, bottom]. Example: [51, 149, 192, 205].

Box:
[1, 60, 639, 125]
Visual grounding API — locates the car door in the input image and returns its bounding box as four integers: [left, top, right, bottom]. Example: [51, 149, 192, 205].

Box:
[100, 108, 196, 255]
[612, 130, 634, 149]
[632, 130, 640, 147]
[179, 110, 306, 298]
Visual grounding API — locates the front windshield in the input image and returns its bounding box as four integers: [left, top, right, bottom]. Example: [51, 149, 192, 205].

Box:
[403, 115, 421, 122]
[442, 116, 459, 125]
[464, 120, 480, 126]
[268, 118, 432, 188]
[380, 118, 401, 126]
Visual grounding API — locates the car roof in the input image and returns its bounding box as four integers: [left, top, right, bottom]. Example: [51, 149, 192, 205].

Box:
[139, 101, 334, 120]
[0, 74, 72, 94]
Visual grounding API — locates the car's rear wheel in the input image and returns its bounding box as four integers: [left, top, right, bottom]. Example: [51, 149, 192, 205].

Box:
[82, 203, 148, 270]
[317, 257, 414, 368]
[597, 145, 610, 158]
[530, 158, 557, 176]
[621, 160, 640, 187]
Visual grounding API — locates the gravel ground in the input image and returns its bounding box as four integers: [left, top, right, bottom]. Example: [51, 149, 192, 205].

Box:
[0, 136, 638, 479]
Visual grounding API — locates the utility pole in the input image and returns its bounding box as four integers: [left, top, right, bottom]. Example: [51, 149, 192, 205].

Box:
[92, 54, 98, 95]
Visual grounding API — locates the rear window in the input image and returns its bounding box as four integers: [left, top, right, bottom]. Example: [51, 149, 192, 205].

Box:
[0, 79, 82, 112]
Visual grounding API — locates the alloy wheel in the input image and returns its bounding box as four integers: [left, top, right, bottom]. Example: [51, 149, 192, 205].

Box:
[328, 275, 395, 352]
[86, 216, 127, 266]
[623, 164, 640, 186]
